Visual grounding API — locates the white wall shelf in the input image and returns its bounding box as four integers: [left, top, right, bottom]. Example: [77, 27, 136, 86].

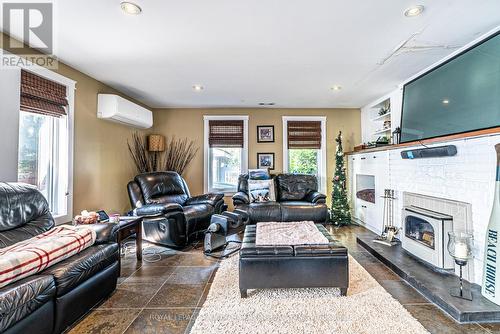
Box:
[371, 112, 391, 122]
[361, 88, 403, 144]
[373, 128, 391, 135]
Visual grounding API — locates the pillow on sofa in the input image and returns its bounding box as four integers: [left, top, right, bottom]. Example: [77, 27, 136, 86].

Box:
[248, 179, 276, 202]
[248, 168, 270, 180]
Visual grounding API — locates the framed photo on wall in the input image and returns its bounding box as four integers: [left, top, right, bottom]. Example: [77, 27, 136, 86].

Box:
[257, 125, 275, 143]
[257, 153, 275, 170]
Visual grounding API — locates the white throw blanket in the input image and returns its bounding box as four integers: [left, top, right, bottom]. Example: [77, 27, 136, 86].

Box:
[0, 225, 96, 288]
[255, 221, 329, 246]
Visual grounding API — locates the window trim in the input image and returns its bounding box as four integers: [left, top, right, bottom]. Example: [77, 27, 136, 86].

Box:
[282, 116, 327, 193]
[203, 115, 249, 194]
[7, 50, 76, 225]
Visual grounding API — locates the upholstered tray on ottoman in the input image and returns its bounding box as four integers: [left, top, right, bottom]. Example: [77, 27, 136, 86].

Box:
[239, 223, 349, 298]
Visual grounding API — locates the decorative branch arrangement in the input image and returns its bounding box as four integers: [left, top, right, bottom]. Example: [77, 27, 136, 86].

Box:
[163, 137, 199, 176]
[127, 132, 199, 175]
[127, 132, 152, 174]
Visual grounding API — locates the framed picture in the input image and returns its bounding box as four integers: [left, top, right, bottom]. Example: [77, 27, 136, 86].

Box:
[257, 125, 275, 143]
[257, 153, 275, 170]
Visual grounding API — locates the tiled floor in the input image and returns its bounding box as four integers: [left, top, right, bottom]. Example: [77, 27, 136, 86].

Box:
[67, 225, 500, 334]
[68, 241, 219, 334]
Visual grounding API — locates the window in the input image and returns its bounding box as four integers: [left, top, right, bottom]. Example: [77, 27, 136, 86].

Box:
[289, 149, 319, 175]
[17, 69, 74, 224]
[204, 116, 248, 193]
[283, 116, 327, 192]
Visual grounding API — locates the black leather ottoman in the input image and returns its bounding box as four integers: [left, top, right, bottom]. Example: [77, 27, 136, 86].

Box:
[239, 224, 349, 298]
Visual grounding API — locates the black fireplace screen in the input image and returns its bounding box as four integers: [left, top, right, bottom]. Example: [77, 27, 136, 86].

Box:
[405, 215, 435, 249]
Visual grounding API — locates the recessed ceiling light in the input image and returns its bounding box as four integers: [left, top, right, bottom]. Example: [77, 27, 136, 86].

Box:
[121, 1, 142, 15]
[442, 99, 450, 104]
[404, 5, 424, 17]
[192, 85, 204, 91]
[331, 85, 342, 91]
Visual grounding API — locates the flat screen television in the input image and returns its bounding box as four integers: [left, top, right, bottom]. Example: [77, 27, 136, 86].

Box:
[400, 31, 500, 143]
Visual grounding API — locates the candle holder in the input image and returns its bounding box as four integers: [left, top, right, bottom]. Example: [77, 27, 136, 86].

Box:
[447, 231, 474, 301]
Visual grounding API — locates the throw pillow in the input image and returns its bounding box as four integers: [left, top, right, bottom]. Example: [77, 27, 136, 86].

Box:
[248, 168, 270, 180]
[248, 179, 276, 202]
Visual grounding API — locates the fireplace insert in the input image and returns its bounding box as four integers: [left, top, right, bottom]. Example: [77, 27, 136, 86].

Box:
[402, 206, 454, 269]
[405, 215, 435, 249]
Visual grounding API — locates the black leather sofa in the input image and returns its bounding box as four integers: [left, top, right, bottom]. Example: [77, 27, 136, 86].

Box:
[127, 172, 226, 248]
[233, 173, 328, 224]
[0, 183, 119, 334]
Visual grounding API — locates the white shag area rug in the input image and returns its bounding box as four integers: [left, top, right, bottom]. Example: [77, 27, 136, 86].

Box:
[189, 254, 429, 334]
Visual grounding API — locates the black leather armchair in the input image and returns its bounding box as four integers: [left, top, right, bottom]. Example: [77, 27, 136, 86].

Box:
[127, 172, 226, 248]
[233, 173, 328, 224]
[0, 183, 119, 334]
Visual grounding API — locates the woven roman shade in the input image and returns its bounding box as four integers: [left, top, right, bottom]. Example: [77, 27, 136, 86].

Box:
[287, 121, 322, 149]
[208, 120, 244, 148]
[20, 69, 68, 117]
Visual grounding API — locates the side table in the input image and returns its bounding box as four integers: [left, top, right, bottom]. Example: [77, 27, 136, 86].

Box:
[117, 217, 143, 261]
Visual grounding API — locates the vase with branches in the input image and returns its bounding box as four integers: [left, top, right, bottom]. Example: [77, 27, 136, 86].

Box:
[127, 132, 199, 175]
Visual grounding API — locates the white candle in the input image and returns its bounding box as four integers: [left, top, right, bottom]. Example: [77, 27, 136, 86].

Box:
[455, 242, 469, 259]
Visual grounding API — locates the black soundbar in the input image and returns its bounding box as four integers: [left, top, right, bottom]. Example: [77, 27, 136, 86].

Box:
[401, 145, 457, 159]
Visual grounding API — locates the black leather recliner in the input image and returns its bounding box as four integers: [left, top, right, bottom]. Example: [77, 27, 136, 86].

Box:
[0, 183, 119, 334]
[233, 173, 328, 224]
[127, 172, 226, 248]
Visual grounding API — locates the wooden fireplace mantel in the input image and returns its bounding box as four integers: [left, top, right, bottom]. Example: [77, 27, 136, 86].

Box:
[346, 126, 500, 155]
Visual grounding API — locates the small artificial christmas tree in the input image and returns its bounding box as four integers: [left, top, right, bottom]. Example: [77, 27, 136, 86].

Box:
[330, 131, 351, 226]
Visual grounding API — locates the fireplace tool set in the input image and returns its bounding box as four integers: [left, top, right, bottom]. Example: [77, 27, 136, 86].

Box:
[374, 189, 400, 246]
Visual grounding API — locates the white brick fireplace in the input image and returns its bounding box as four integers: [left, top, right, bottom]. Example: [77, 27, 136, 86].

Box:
[349, 133, 500, 285]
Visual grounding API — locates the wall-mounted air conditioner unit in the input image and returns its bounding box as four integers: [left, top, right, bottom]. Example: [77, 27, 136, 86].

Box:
[97, 94, 152, 129]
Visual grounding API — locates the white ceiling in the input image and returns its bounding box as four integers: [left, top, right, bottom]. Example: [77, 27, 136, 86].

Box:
[51, 1, 500, 108]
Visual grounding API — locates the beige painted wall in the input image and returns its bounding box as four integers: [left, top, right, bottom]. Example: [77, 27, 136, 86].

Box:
[58, 66, 147, 215]
[152, 108, 361, 206]
[2, 32, 148, 215]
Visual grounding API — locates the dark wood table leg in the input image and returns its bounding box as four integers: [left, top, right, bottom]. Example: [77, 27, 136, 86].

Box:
[136, 221, 142, 261]
[117, 230, 123, 258]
